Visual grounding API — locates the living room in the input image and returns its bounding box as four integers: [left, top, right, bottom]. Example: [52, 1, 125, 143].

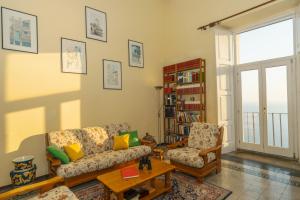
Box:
[0, 0, 300, 199]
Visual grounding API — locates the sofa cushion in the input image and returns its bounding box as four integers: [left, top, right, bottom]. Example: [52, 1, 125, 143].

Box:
[31, 186, 78, 200]
[121, 145, 152, 162]
[47, 145, 70, 164]
[167, 147, 216, 168]
[104, 123, 130, 150]
[188, 123, 219, 150]
[48, 129, 84, 150]
[56, 145, 151, 178]
[64, 143, 85, 162]
[113, 134, 130, 150]
[81, 127, 109, 155]
[57, 153, 102, 178]
[119, 130, 141, 147]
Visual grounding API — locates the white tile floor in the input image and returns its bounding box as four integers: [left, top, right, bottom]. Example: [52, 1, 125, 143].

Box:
[206, 167, 300, 200]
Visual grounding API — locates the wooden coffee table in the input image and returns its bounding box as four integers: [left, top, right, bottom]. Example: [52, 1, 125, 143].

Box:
[97, 159, 175, 200]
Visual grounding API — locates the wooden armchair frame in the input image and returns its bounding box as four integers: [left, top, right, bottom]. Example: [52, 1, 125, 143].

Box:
[0, 176, 64, 200]
[169, 126, 224, 183]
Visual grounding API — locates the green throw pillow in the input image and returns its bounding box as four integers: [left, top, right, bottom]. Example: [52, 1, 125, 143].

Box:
[47, 145, 70, 164]
[119, 130, 141, 147]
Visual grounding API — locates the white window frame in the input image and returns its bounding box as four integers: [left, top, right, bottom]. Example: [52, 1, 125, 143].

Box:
[232, 10, 298, 159]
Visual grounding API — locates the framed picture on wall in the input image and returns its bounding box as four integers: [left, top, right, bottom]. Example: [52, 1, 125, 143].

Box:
[61, 38, 87, 74]
[128, 40, 144, 68]
[85, 6, 107, 42]
[1, 7, 38, 53]
[103, 59, 122, 90]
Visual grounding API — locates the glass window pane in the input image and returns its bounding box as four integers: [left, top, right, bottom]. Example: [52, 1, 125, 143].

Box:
[237, 19, 294, 64]
[266, 66, 289, 148]
[241, 70, 260, 144]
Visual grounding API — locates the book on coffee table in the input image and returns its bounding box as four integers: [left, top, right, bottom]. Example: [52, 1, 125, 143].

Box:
[121, 166, 139, 179]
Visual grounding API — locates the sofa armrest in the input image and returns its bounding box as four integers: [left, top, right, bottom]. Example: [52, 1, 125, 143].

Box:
[0, 176, 64, 199]
[167, 138, 188, 149]
[47, 153, 61, 176]
[198, 145, 222, 164]
[47, 153, 61, 167]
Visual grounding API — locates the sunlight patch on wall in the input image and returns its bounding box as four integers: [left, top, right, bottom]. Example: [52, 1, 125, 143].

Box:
[60, 100, 81, 130]
[5, 53, 81, 102]
[5, 107, 45, 153]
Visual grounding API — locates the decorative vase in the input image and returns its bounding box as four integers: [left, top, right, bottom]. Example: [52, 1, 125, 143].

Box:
[12, 155, 34, 170]
[10, 164, 36, 186]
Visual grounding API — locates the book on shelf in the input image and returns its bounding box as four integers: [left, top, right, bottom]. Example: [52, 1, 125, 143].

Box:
[177, 86, 202, 95]
[178, 124, 190, 135]
[164, 74, 175, 82]
[165, 134, 187, 144]
[177, 111, 200, 123]
[165, 106, 176, 118]
[165, 94, 176, 105]
[120, 166, 139, 179]
[177, 71, 200, 84]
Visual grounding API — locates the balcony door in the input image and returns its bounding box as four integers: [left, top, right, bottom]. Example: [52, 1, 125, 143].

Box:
[237, 57, 295, 157]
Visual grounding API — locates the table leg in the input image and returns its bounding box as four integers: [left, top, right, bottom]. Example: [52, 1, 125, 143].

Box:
[165, 172, 171, 188]
[116, 192, 124, 200]
[151, 178, 156, 189]
[104, 186, 110, 200]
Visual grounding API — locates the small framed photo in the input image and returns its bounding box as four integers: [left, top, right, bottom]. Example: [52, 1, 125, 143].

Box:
[85, 6, 107, 42]
[103, 59, 122, 90]
[61, 38, 87, 74]
[128, 40, 144, 68]
[1, 7, 38, 53]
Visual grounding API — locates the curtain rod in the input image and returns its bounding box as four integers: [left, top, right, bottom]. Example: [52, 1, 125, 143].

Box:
[197, 0, 277, 31]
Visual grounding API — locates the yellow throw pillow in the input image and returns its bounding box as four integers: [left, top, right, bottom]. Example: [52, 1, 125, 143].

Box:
[64, 143, 84, 161]
[113, 134, 129, 150]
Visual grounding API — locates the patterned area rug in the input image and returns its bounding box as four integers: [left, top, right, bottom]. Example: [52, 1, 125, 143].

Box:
[72, 172, 232, 200]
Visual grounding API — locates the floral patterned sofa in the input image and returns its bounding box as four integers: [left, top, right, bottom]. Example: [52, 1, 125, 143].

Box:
[46, 123, 151, 187]
[167, 123, 224, 182]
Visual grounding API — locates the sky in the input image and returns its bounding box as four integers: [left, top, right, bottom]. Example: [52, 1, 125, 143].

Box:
[238, 18, 294, 64]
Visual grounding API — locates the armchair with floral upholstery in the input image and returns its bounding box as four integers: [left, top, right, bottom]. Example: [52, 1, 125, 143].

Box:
[0, 176, 78, 200]
[167, 122, 224, 182]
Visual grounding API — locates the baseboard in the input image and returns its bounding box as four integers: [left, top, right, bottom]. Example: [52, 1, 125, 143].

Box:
[222, 143, 236, 154]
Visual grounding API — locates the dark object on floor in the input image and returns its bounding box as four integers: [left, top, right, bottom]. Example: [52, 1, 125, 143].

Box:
[135, 187, 149, 198]
[124, 189, 139, 200]
[139, 156, 152, 170]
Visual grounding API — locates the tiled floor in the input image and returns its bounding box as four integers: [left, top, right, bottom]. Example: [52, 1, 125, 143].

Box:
[227, 151, 300, 172]
[206, 167, 300, 200]
[206, 151, 300, 200]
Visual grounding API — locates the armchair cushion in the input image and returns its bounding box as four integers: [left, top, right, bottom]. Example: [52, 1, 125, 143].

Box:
[167, 147, 216, 168]
[31, 186, 78, 200]
[188, 123, 219, 150]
